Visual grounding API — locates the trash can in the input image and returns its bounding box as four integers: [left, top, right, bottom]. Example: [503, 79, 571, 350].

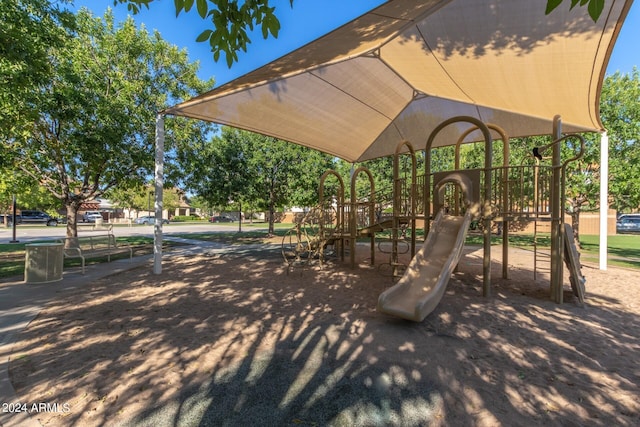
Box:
[24, 242, 64, 284]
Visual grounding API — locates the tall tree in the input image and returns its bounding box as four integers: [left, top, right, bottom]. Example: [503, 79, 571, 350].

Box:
[184, 127, 253, 230]
[0, 0, 73, 143]
[6, 8, 212, 237]
[244, 133, 333, 234]
[600, 69, 640, 213]
[519, 70, 640, 243]
[559, 134, 597, 245]
[108, 184, 181, 218]
[185, 128, 333, 235]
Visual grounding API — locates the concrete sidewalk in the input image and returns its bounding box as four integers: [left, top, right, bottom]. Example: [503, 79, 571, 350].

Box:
[0, 237, 230, 427]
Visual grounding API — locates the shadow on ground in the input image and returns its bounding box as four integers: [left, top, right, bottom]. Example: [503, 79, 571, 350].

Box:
[7, 246, 640, 426]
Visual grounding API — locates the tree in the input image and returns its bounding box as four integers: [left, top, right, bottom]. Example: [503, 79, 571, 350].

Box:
[600, 69, 640, 213]
[6, 8, 213, 238]
[244, 133, 333, 234]
[514, 70, 640, 244]
[557, 135, 597, 245]
[185, 194, 212, 216]
[0, 0, 73, 151]
[0, 174, 59, 226]
[184, 127, 333, 235]
[115, 0, 292, 67]
[98, 183, 184, 219]
[183, 127, 252, 231]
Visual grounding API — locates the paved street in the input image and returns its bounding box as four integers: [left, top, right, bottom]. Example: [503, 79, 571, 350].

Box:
[0, 222, 258, 244]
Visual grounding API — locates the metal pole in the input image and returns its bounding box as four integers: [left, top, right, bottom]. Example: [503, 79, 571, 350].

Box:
[153, 113, 165, 275]
[482, 128, 492, 298]
[349, 164, 356, 269]
[599, 132, 609, 270]
[10, 193, 19, 243]
[502, 133, 510, 280]
[550, 115, 563, 303]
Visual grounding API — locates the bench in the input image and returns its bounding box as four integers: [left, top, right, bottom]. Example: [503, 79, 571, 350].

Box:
[57, 233, 133, 274]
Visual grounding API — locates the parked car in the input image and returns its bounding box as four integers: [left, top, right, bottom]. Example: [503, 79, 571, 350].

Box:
[208, 215, 235, 223]
[617, 213, 640, 222]
[18, 210, 58, 226]
[82, 211, 103, 223]
[616, 216, 640, 234]
[133, 216, 169, 225]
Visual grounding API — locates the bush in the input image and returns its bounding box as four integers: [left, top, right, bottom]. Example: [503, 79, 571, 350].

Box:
[171, 215, 205, 222]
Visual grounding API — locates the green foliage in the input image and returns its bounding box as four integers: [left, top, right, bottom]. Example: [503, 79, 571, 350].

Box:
[552, 69, 640, 219]
[0, 0, 74, 144]
[242, 131, 333, 216]
[184, 127, 333, 233]
[185, 194, 214, 216]
[429, 146, 456, 172]
[171, 215, 204, 222]
[181, 126, 251, 214]
[107, 184, 182, 215]
[356, 157, 394, 201]
[115, 0, 293, 67]
[600, 69, 640, 212]
[2, 7, 213, 236]
[545, 0, 606, 22]
[0, 173, 61, 214]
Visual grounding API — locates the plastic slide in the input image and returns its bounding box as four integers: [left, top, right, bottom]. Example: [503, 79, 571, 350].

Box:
[377, 208, 474, 322]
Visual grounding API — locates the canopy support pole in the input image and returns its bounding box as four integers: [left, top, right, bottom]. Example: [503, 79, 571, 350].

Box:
[599, 132, 609, 270]
[154, 113, 165, 275]
[550, 115, 563, 303]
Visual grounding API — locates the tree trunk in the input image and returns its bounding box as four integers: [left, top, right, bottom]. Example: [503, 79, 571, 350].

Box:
[570, 208, 582, 249]
[268, 204, 275, 236]
[65, 201, 82, 239]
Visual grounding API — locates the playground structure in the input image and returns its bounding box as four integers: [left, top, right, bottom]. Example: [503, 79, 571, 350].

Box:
[282, 116, 586, 321]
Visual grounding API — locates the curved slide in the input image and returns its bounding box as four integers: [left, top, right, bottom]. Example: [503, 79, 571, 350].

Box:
[377, 208, 474, 322]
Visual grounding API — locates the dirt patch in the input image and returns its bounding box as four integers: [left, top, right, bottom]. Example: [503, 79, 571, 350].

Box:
[8, 244, 640, 426]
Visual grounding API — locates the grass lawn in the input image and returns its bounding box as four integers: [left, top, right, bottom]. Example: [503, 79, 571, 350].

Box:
[2, 226, 638, 280]
[0, 236, 162, 280]
[175, 226, 640, 270]
[465, 232, 640, 269]
[578, 234, 640, 269]
[172, 223, 291, 245]
[0, 224, 290, 279]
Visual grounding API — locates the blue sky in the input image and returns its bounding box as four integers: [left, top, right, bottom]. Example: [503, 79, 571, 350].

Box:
[72, 0, 638, 86]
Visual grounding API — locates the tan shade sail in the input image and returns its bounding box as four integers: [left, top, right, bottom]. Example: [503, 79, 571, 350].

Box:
[166, 0, 633, 162]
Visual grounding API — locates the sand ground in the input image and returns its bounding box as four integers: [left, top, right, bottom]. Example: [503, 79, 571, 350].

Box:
[7, 243, 640, 426]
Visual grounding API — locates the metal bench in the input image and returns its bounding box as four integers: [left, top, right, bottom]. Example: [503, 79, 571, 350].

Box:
[57, 233, 132, 274]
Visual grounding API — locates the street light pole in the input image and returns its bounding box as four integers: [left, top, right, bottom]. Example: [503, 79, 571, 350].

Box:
[147, 190, 154, 218]
[10, 193, 18, 243]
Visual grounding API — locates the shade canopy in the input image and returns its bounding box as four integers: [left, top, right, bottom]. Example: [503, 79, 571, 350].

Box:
[166, 0, 632, 163]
